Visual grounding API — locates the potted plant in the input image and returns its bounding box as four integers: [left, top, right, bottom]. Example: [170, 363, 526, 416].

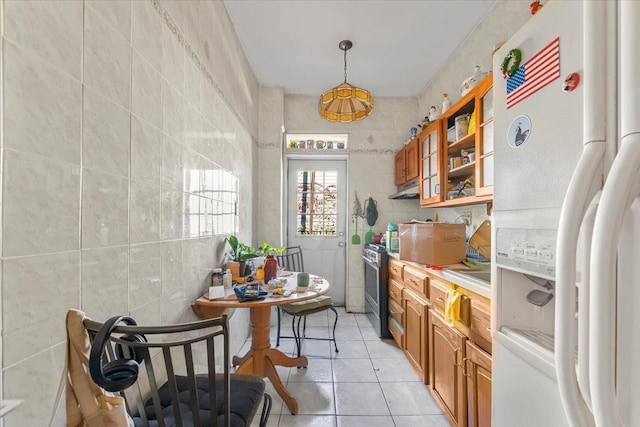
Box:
[257, 242, 285, 256]
[225, 235, 258, 278]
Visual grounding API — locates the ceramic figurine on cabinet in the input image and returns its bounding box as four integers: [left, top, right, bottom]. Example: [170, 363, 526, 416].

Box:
[442, 93, 452, 113]
[428, 105, 440, 122]
[461, 65, 489, 96]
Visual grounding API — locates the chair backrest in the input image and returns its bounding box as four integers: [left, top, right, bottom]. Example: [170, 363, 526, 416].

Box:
[84, 315, 231, 427]
[275, 246, 304, 272]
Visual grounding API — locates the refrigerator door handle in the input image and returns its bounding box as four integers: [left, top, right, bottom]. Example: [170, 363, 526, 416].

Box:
[577, 200, 599, 412]
[556, 143, 603, 427]
[590, 2, 640, 426]
[556, 1, 608, 426]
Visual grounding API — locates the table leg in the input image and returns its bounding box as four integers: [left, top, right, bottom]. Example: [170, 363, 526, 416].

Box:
[232, 349, 253, 367]
[270, 348, 308, 368]
[231, 306, 301, 414]
[265, 354, 298, 415]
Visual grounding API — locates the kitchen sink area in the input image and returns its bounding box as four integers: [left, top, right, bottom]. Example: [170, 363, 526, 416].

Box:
[458, 270, 491, 283]
[442, 268, 492, 297]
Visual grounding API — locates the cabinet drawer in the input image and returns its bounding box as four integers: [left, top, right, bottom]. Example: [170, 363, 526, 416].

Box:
[389, 258, 404, 281]
[404, 266, 428, 297]
[389, 278, 403, 304]
[470, 298, 492, 354]
[429, 278, 449, 316]
[389, 298, 404, 326]
[389, 318, 403, 348]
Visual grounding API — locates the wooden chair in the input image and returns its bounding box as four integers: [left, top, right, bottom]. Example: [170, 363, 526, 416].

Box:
[84, 313, 272, 427]
[275, 247, 339, 357]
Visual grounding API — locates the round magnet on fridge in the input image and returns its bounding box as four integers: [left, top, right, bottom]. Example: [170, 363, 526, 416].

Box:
[562, 73, 580, 92]
[507, 115, 532, 148]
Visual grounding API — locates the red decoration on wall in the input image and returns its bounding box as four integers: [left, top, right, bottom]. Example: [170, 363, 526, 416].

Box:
[530, 1, 543, 15]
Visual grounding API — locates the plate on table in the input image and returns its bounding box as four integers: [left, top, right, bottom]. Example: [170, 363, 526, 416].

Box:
[279, 271, 293, 277]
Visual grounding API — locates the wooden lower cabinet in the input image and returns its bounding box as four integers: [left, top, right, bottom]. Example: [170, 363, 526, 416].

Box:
[403, 289, 428, 381]
[465, 341, 492, 427]
[429, 310, 467, 427]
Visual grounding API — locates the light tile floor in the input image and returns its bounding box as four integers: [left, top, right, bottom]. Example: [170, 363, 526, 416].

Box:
[242, 307, 451, 427]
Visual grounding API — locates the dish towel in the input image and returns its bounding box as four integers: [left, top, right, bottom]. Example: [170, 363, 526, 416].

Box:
[233, 285, 270, 302]
[444, 288, 463, 326]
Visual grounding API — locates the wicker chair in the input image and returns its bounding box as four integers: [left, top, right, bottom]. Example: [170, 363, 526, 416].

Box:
[275, 246, 339, 357]
[84, 313, 272, 427]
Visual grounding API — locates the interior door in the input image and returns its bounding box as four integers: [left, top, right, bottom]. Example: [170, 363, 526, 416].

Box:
[287, 159, 347, 306]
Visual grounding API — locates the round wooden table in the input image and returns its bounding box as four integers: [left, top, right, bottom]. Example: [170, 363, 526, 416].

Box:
[192, 275, 330, 415]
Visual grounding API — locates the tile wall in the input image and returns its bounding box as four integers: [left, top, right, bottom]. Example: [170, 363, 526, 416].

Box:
[1, 1, 259, 424]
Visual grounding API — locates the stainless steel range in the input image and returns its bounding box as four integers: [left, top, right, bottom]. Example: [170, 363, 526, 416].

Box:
[361, 243, 390, 338]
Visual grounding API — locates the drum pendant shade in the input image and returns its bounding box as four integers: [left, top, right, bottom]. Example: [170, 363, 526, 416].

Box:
[319, 40, 374, 123]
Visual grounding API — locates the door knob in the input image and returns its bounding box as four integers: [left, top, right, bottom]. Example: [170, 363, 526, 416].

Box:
[338, 232, 344, 237]
[338, 242, 345, 247]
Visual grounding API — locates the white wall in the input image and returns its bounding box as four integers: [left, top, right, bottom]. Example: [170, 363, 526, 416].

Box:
[0, 1, 259, 424]
[418, 0, 535, 234]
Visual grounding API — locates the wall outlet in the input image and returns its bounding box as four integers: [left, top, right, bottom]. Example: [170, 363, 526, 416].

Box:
[460, 211, 472, 225]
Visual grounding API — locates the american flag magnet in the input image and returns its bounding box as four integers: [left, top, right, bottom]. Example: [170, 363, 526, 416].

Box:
[506, 37, 560, 109]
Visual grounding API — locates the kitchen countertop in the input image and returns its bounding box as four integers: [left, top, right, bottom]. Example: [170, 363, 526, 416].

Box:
[387, 251, 491, 299]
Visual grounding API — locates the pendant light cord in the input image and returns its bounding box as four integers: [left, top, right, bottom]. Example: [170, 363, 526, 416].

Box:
[343, 47, 348, 83]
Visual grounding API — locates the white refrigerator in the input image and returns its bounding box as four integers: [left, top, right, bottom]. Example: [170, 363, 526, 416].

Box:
[491, 1, 640, 426]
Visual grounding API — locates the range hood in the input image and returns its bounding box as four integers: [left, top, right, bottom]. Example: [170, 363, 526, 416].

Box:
[389, 179, 420, 200]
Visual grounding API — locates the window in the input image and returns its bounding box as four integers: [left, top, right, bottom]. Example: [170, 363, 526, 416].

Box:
[295, 170, 338, 236]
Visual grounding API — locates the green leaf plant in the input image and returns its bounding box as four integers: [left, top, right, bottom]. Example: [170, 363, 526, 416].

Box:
[225, 235, 258, 262]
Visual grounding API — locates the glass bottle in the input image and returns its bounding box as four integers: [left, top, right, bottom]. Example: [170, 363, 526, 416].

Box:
[263, 254, 278, 284]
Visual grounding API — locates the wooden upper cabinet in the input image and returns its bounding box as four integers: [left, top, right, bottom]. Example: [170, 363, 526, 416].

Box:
[421, 73, 493, 208]
[405, 138, 420, 182]
[476, 76, 494, 196]
[419, 121, 443, 206]
[394, 138, 419, 186]
[395, 149, 406, 186]
[466, 341, 492, 427]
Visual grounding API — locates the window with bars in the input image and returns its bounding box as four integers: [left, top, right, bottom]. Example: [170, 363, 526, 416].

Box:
[184, 168, 238, 237]
[295, 169, 338, 236]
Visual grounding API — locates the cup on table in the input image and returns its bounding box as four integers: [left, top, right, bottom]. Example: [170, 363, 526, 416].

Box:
[297, 272, 309, 293]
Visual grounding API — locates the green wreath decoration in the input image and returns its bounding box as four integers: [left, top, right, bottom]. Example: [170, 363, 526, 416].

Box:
[501, 49, 522, 79]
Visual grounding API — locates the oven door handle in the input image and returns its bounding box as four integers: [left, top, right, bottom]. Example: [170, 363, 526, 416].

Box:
[361, 255, 380, 270]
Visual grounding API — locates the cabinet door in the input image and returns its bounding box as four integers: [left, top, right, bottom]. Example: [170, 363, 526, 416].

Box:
[429, 310, 467, 427]
[405, 138, 420, 182]
[404, 289, 428, 381]
[395, 147, 406, 185]
[476, 76, 494, 196]
[466, 341, 492, 427]
[420, 121, 443, 205]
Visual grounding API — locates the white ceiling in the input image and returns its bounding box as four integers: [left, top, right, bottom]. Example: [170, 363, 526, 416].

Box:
[223, 0, 496, 98]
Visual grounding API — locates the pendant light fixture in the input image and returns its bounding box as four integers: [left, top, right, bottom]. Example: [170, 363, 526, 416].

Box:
[319, 40, 374, 123]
